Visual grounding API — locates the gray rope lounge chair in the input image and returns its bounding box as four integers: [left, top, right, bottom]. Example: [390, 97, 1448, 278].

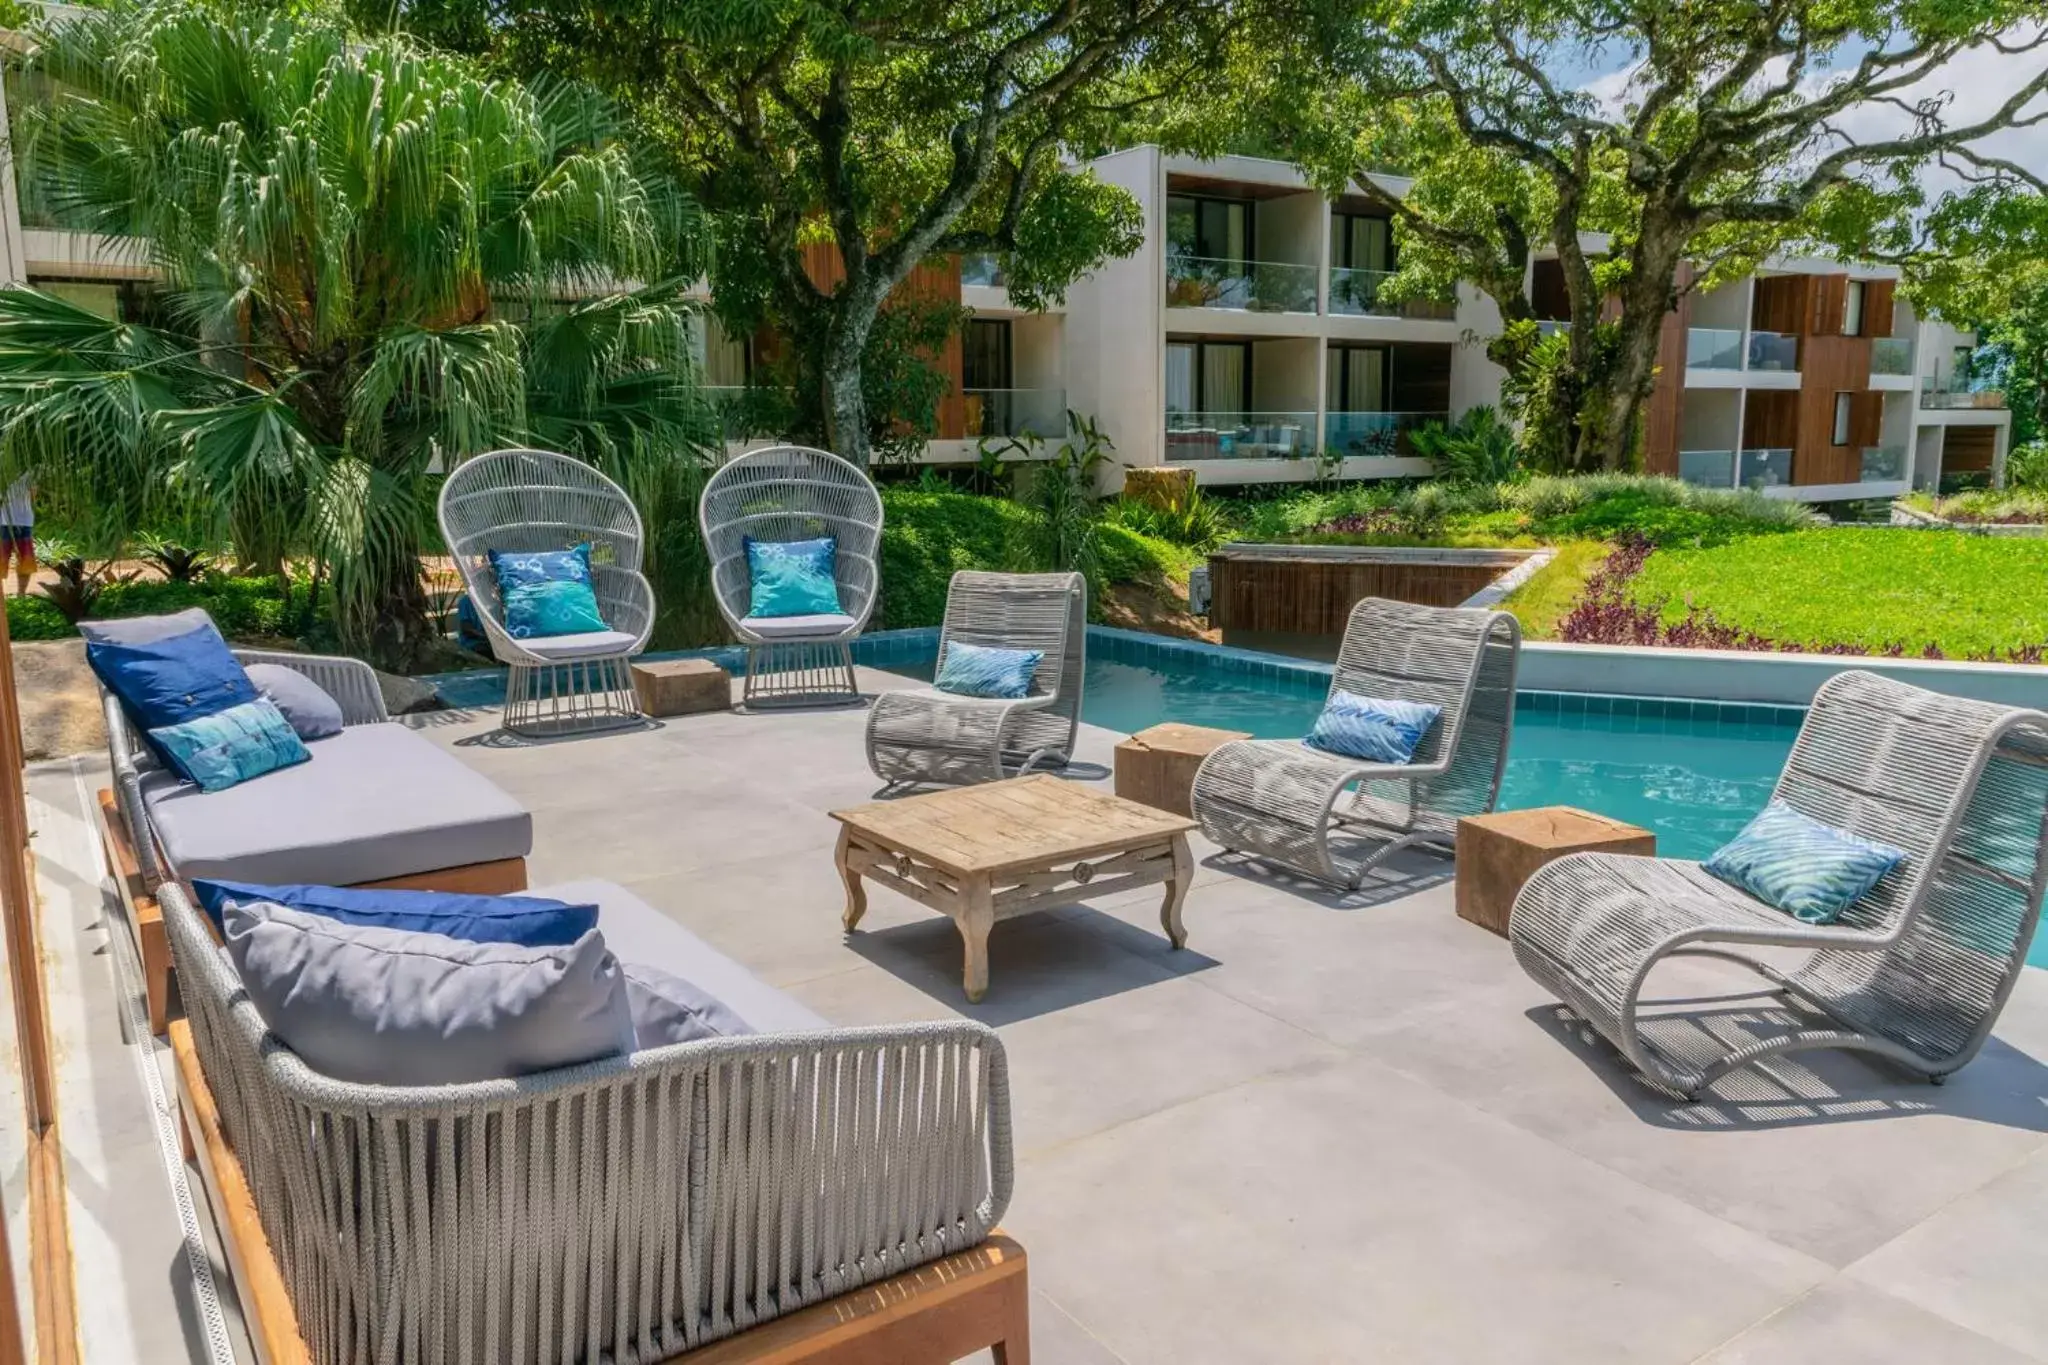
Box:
[1511, 670, 2048, 1100]
[1191, 597, 1521, 889]
[866, 570, 1087, 788]
[699, 445, 883, 708]
[438, 448, 655, 736]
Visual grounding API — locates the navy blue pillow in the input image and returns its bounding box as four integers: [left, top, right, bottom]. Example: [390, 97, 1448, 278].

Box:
[190, 879, 600, 947]
[86, 621, 259, 733]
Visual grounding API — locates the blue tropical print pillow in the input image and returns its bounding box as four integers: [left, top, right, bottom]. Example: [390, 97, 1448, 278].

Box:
[489, 544, 608, 639]
[934, 641, 1044, 699]
[1703, 800, 1906, 924]
[1303, 690, 1443, 764]
[149, 697, 310, 792]
[744, 536, 843, 618]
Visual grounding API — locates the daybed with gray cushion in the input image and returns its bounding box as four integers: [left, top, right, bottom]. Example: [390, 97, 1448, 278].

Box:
[162, 875, 1014, 1364]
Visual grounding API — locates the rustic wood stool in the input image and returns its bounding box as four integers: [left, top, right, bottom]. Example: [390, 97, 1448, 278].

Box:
[632, 658, 732, 717]
[1114, 722, 1250, 819]
[1455, 806, 1655, 937]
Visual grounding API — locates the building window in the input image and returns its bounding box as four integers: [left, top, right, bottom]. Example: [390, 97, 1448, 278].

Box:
[1333, 213, 1392, 274]
[1843, 279, 1865, 337]
[1325, 344, 1388, 412]
[1832, 391, 1853, 446]
[1166, 195, 1252, 268]
[1166, 340, 1250, 416]
[962, 318, 1012, 391]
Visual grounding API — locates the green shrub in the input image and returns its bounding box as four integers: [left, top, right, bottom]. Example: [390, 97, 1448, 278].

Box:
[6, 574, 311, 643]
[5, 594, 74, 641]
[1408, 405, 1524, 485]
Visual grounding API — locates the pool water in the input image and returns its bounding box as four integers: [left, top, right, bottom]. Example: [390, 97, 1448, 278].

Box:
[890, 653, 1793, 862]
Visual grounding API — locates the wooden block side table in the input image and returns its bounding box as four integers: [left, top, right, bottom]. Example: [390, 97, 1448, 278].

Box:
[831, 775, 1197, 1002]
[1114, 722, 1251, 819]
[1455, 806, 1655, 937]
[632, 658, 732, 717]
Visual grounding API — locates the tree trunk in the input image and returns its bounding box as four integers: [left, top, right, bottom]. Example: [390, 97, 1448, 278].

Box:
[1584, 221, 1688, 471]
[817, 283, 885, 468]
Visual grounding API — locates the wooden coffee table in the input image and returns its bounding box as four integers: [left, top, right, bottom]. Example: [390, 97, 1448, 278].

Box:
[830, 775, 1198, 1002]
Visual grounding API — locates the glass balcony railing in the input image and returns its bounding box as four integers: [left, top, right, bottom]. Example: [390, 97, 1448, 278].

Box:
[1536, 319, 1571, 337]
[960, 253, 1007, 288]
[1747, 331, 1799, 371]
[1165, 255, 1319, 313]
[1327, 267, 1454, 320]
[1323, 410, 1447, 459]
[1920, 370, 2008, 410]
[1677, 450, 1735, 489]
[1163, 410, 1317, 459]
[1870, 337, 1913, 376]
[1860, 446, 1909, 482]
[1686, 328, 1743, 370]
[963, 387, 1065, 439]
[1739, 448, 1793, 489]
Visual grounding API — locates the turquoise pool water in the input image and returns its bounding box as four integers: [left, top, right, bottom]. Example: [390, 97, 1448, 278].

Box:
[887, 652, 1795, 863]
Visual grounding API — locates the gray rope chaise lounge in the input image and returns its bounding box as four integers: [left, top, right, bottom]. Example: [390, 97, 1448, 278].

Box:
[1511, 670, 2048, 1100]
[1190, 596, 1521, 889]
[866, 570, 1088, 788]
[699, 444, 884, 708]
[438, 447, 656, 736]
[160, 875, 1015, 1363]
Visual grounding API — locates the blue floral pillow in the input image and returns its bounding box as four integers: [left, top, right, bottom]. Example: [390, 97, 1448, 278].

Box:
[1303, 690, 1442, 764]
[1703, 800, 1906, 924]
[745, 536, 843, 618]
[150, 697, 310, 792]
[489, 544, 609, 639]
[934, 641, 1043, 699]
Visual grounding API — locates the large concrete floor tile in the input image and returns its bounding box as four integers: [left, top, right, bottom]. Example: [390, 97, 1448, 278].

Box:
[1846, 1143, 2048, 1359]
[1007, 1054, 1828, 1365]
[1698, 1278, 2040, 1364]
[788, 918, 1340, 1154]
[528, 787, 839, 883]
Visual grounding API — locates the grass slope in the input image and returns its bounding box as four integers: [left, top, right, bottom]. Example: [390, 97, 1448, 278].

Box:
[1500, 541, 1609, 640]
[1628, 528, 2048, 658]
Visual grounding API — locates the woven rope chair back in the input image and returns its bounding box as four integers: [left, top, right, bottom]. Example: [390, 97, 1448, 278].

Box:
[1773, 671, 2048, 1059]
[438, 449, 644, 620]
[938, 570, 1087, 756]
[1330, 597, 1516, 782]
[699, 446, 884, 628]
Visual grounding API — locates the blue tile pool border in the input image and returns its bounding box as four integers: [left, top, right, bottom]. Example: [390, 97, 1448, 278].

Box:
[419, 623, 1808, 732]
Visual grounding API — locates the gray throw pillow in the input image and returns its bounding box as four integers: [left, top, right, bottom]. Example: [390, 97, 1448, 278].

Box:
[77, 607, 217, 646]
[222, 899, 634, 1086]
[243, 663, 346, 740]
[622, 961, 756, 1048]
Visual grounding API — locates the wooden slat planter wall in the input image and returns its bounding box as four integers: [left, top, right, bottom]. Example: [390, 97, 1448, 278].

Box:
[1208, 545, 1534, 656]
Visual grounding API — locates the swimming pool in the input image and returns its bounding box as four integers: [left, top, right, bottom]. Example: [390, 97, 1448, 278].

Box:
[884, 645, 1795, 863]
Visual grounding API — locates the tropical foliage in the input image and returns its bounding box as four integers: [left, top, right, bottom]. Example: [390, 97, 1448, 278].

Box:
[0, 2, 716, 667]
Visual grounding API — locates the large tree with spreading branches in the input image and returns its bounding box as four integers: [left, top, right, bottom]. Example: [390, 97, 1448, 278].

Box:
[1273, 0, 2048, 471]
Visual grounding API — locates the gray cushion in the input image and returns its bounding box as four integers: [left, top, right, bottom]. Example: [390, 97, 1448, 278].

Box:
[622, 962, 756, 1046]
[244, 663, 345, 740]
[222, 899, 634, 1086]
[77, 607, 217, 646]
[538, 878, 830, 1034]
[143, 721, 531, 885]
[742, 612, 856, 641]
[518, 629, 639, 661]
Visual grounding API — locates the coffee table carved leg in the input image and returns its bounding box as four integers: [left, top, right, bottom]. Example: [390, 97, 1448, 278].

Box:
[1161, 833, 1193, 949]
[836, 827, 868, 932]
[959, 877, 995, 1003]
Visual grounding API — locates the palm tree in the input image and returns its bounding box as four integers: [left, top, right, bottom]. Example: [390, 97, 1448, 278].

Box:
[0, 2, 716, 667]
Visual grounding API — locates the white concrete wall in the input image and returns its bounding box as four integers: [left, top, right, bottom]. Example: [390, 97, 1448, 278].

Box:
[1521, 642, 2048, 710]
[1011, 313, 1065, 393]
[1250, 337, 1319, 415]
[1064, 146, 1164, 487]
[1254, 192, 1323, 268]
[1678, 389, 1740, 449]
[1689, 281, 1747, 331]
[1449, 283, 1506, 416]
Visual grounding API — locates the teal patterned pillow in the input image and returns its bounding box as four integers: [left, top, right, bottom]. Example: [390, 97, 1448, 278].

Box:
[744, 536, 843, 618]
[489, 545, 609, 638]
[1303, 690, 1442, 764]
[1703, 800, 1906, 924]
[934, 641, 1043, 699]
[150, 697, 311, 792]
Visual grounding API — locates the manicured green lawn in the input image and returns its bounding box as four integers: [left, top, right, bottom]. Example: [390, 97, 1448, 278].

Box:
[1501, 540, 1608, 639]
[1628, 528, 2048, 659]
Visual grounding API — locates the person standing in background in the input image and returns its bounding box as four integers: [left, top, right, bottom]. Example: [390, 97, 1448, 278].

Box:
[1, 475, 33, 596]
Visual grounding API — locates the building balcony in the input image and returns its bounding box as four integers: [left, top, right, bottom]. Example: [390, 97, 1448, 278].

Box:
[1686, 328, 1743, 370]
[1323, 410, 1445, 459]
[1870, 337, 1913, 376]
[960, 253, 1007, 288]
[1163, 409, 1316, 459]
[963, 387, 1066, 440]
[1677, 449, 1735, 489]
[1860, 445, 1909, 482]
[1165, 256, 1318, 314]
[1746, 331, 1799, 372]
[1536, 319, 1571, 338]
[1327, 268, 1454, 321]
[1738, 448, 1793, 489]
[1921, 375, 2008, 410]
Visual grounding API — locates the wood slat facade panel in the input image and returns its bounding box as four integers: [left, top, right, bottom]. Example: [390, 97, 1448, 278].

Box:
[1642, 268, 1694, 477]
[1752, 275, 1813, 335]
[1209, 556, 1514, 637]
[1865, 279, 1897, 337]
[1795, 334, 1874, 485]
[1944, 425, 1998, 472]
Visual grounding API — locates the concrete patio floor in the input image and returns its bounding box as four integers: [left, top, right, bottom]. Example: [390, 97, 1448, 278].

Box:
[23, 664, 2048, 1364]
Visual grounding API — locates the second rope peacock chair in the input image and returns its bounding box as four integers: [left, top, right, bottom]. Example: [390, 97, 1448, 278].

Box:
[699, 445, 884, 707]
